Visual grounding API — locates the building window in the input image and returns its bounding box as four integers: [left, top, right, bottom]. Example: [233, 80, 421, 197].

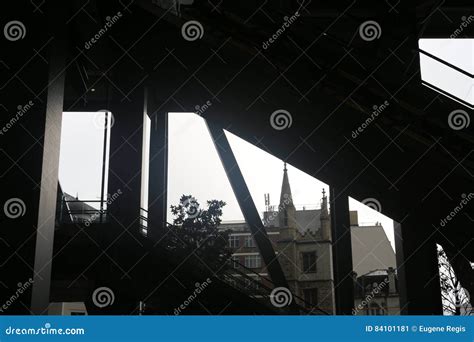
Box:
[231, 256, 239, 268]
[244, 255, 261, 268]
[303, 288, 318, 307]
[229, 235, 239, 248]
[244, 236, 256, 247]
[302, 252, 317, 273]
[368, 303, 385, 315]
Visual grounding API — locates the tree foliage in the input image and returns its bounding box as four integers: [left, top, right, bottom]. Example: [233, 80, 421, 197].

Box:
[166, 195, 232, 270]
[437, 244, 472, 315]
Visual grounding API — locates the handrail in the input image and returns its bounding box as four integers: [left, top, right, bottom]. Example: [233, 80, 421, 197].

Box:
[163, 221, 328, 315]
[60, 198, 108, 224]
[63, 199, 104, 203]
[226, 257, 329, 315]
[231, 259, 274, 284]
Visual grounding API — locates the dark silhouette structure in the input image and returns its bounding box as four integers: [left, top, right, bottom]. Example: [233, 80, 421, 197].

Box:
[1, 0, 473, 315]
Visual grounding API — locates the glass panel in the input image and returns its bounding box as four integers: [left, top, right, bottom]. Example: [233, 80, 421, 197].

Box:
[419, 38, 474, 107]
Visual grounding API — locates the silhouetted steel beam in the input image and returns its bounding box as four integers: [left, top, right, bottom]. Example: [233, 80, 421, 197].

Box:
[329, 187, 354, 315]
[206, 122, 289, 290]
[147, 87, 169, 239]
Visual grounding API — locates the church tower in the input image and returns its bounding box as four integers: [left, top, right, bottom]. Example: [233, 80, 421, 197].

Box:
[278, 163, 297, 237]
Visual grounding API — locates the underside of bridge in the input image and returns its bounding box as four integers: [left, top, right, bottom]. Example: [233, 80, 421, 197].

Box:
[1, 0, 473, 315]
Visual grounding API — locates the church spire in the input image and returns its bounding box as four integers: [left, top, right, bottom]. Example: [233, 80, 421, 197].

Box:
[279, 162, 294, 208]
[279, 162, 296, 229]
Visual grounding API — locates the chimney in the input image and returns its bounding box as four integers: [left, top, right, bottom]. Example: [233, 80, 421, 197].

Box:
[350, 211, 358, 226]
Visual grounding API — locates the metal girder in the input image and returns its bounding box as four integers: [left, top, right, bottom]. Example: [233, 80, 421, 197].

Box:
[205, 122, 289, 290]
[146, 87, 169, 239]
[329, 187, 354, 315]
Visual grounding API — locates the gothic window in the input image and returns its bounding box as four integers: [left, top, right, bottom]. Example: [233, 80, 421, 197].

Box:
[302, 252, 317, 273]
[303, 288, 318, 307]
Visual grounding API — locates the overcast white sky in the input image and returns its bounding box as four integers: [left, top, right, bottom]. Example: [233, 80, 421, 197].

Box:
[58, 112, 108, 209]
[58, 111, 396, 252]
[167, 113, 396, 251]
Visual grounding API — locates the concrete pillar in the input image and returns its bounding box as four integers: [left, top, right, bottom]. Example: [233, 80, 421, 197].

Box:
[0, 0, 67, 314]
[30, 35, 67, 315]
[395, 216, 443, 314]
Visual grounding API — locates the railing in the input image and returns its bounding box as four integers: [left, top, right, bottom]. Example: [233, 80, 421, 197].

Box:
[357, 221, 383, 227]
[162, 222, 328, 315]
[60, 199, 107, 224]
[264, 204, 322, 212]
[223, 258, 329, 315]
